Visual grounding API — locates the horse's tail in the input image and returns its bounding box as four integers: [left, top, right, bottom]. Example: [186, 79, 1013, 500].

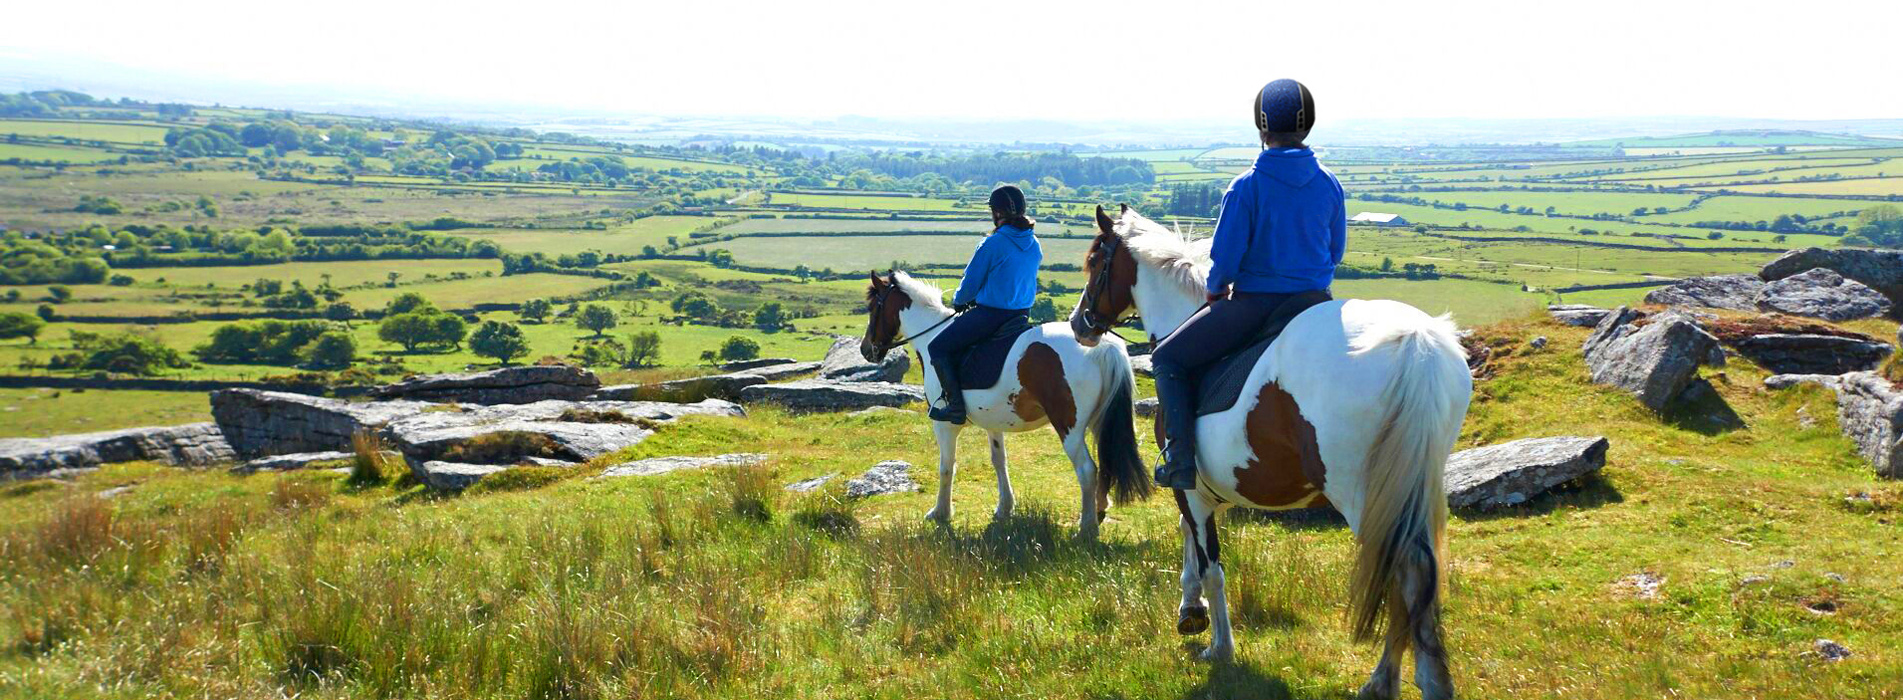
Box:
[1346, 312, 1469, 649]
[1089, 340, 1152, 504]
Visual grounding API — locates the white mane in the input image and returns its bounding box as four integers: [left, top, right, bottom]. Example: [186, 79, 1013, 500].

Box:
[890, 271, 950, 312]
[1118, 212, 1212, 299]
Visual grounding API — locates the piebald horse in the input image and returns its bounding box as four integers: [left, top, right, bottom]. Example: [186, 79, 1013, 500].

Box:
[1069, 206, 1472, 700]
[860, 271, 1151, 540]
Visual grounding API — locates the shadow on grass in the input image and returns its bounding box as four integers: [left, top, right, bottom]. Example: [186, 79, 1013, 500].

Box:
[1453, 470, 1625, 522]
[927, 506, 1154, 576]
[1228, 507, 1347, 531]
[1100, 658, 1348, 700]
[1663, 378, 1746, 435]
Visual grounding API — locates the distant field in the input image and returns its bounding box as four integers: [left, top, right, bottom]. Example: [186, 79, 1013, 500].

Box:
[0, 387, 210, 437]
[1636, 195, 1875, 225]
[1705, 178, 1903, 196]
[341, 273, 611, 309]
[765, 192, 966, 211]
[715, 234, 1094, 271]
[1334, 277, 1544, 326]
[1366, 190, 1701, 218]
[1342, 200, 1799, 245]
[0, 143, 124, 163]
[0, 118, 172, 145]
[444, 216, 708, 256]
[713, 217, 1091, 237]
[123, 258, 503, 290]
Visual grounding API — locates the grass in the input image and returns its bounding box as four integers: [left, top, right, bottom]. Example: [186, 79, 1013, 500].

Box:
[0, 388, 209, 438]
[1, 318, 1899, 697]
[713, 234, 1095, 271]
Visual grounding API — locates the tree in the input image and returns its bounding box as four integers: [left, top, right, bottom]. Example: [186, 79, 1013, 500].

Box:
[671, 291, 719, 322]
[1028, 295, 1058, 323]
[35, 304, 55, 322]
[470, 320, 531, 365]
[754, 302, 788, 331]
[386, 271, 401, 288]
[625, 330, 662, 368]
[57, 330, 188, 376]
[46, 285, 72, 303]
[379, 311, 463, 352]
[300, 331, 356, 369]
[577, 304, 618, 337]
[519, 298, 552, 324]
[384, 292, 434, 316]
[324, 302, 359, 323]
[718, 335, 760, 362]
[0, 312, 46, 344]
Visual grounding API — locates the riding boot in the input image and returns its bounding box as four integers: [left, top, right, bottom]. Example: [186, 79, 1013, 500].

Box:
[927, 356, 967, 424]
[1152, 364, 1200, 490]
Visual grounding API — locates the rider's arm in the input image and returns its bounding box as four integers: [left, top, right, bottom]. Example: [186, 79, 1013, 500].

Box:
[1330, 181, 1347, 267]
[1205, 180, 1252, 296]
[951, 235, 996, 307]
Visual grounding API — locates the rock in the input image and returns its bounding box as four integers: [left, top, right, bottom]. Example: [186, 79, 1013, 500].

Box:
[1583, 309, 1719, 411]
[845, 460, 919, 498]
[415, 461, 507, 491]
[1765, 374, 1843, 391]
[1529, 336, 1548, 351]
[1581, 306, 1644, 358]
[1547, 304, 1613, 327]
[1614, 572, 1665, 601]
[1731, 334, 1893, 375]
[819, 336, 910, 383]
[849, 405, 914, 418]
[1443, 436, 1609, 509]
[1813, 639, 1852, 662]
[212, 389, 435, 458]
[386, 399, 745, 465]
[1643, 275, 1765, 311]
[1762, 247, 1903, 317]
[597, 453, 766, 478]
[232, 450, 359, 474]
[1834, 372, 1903, 478]
[785, 473, 839, 492]
[740, 380, 925, 412]
[1135, 397, 1159, 418]
[593, 373, 767, 402]
[719, 357, 795, 372]
[1130, 354, 1154, 377]
[734, 361, 822, 381]
[373, 365, 601, 405]
[1754, 268, 1893, 322]
[0, 423, 235, 479]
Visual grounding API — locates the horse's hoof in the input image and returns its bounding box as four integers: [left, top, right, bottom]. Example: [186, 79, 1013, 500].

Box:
[923, 508, 949, 524]
[1096, 509, 1108, 524]
[1177, 606, 1209, 635]
[1199, 643, 1233, 662]
[1357, 672, 1399, 700]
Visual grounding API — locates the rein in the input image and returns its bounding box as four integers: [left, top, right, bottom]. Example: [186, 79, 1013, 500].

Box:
[868, 281, 964, 353]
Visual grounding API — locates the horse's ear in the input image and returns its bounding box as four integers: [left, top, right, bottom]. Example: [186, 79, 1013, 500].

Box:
[1095, 205, 1116, 235]
[868, 270, 884, 286]
[1119, 203, 1130, 215]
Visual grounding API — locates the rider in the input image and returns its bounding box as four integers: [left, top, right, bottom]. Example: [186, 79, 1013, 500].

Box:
[925, 184, 1043, 424]
[1150, 78, 1346, 490]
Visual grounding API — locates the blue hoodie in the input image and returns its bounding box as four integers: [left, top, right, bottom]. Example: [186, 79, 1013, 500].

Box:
[1205, 147, 1346, 295]
[952, 224, 1041, 310]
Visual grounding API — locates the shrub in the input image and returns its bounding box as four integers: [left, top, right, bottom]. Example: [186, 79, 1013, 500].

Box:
[576, 304, 617, 337]
[61, 329, 188, 376]
[300, 330, 357, 370]
[0, 312, 46, 344]
[378, 311, 465, 353]
[46, 285, 72, 303]
[624, 331, 662, 368]
[469, 320, 530, 364]
[194, 319, 334, 365]
[718, 336, 760, 362]
[383, 291, 435, 316]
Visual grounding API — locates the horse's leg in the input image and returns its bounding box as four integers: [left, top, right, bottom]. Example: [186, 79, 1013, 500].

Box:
[1183, 489, 1234, 662]
[1092, 425, 1111, 522]
[1405, 548, 1453, 700]
[1357, 639, 1401, 700]
[1061, 427, 1099, 540]
[1174, 490, 1209, 636]
[988, 431, 1014, 520]
[925, 420, 960, 524]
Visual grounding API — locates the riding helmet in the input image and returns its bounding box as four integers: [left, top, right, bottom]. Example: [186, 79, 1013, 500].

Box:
[988, 184, 1027, 216]
[1254, 79, 1315, 133]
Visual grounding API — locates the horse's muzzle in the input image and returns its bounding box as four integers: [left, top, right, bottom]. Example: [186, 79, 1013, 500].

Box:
[1068, 313, 1103, 346]
[859, 338, 885, 363]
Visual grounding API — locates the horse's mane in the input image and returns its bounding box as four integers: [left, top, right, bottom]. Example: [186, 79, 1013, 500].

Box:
[1119, 212, 1212, 299]
[866, 271, 949, 312]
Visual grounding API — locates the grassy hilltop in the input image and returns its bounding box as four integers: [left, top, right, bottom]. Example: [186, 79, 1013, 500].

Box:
[2, 317, 1900, 699]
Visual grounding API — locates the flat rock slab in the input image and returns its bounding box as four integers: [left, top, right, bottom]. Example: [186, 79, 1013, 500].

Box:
[1762, 247, 1903, 316]
[597, 453, 767, 478]
[1643, 275, 1765, 311]
[593, 373, 767, 402]
[374, 365, 601, 405]
[387, 399, 745, 464]
[819, 336, 910, 383]
[1, 423, 235, 478]
[1131, 355, 1154, 377]
[416, 461, 508, 492]
[1444, 436, 1610, 509]
[1730, 333, 1892, 375]
[1754, 268, 1892, 322]
[735, 361, 823, 381]
[785, 473, 839, 492]
[212, 389, 436, 458]
[1765, 374, 1843, 391]
[1547, 304, 1613, 327]
[1834, 372, 1903, 478]
[232, 450, 358, 474]
[740, 380, 925, 412]
[1583, 308, 1719, 412]
[846, 460, 920, 498]
[720, 358, 796, 372]
[849, 405, 915, 418]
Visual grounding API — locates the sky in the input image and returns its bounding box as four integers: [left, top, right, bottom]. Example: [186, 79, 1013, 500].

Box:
[4, 0, 1899, 123]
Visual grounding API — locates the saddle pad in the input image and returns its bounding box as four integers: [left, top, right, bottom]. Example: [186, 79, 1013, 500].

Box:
[954, 315, 1037, 391]
[1195, 290, 1333, 416]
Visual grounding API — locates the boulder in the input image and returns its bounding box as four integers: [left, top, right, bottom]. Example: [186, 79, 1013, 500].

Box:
[1834, 372, 1903, 478]
[1582, 308, 1718, 411]
[819, 336, 910, 383]
[740, 380, 925, 412]
[734, 361, 823, 381]
[845, 460, 920, 498]
[1761, 247, 1903, 316]
[385, 399, 745, 464]
[719, 358, 795, 372]
[232, 450, 358, 474]
[1547, 304, 1613, 327]
[785, 473, 839, 492]
[373, 365, 601, 404]
[1131, 354, 1154, 377]
[211, 389, 434, 458]
[1642, 275, 1765, 311]
[1443, 436, 1610, 509]
[0, 423, 235, 478]
[1135, 397, 1159, 418]
[597, 453, 767, 478]
[1753, 268, 1892, 322]
[1765, 374, 1843, 391]
[1730, 333, 1893, 375]
[415, 461, 507, 491]
[593, 373, 767, 402]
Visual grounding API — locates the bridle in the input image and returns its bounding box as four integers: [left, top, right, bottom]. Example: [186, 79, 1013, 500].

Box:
[865, 279, 963, 356]
[1076, 234, 1139, 336]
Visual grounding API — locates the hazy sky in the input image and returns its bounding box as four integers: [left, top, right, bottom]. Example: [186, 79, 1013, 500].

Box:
[5, 0, 1899, 122]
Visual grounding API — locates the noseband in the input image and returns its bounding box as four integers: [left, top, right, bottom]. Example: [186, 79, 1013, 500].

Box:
[1077, 234, 1137, 336]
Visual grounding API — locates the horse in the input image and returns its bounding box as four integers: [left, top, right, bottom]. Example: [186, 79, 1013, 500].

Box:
[1067, 206, 1472, 700]
[859, 270, 1151, 540]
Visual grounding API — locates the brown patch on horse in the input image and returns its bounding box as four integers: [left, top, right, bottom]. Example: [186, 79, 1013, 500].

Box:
[1233, 381, 1331, 510]
[863, 276, 911, 350]
[1083, 233, 1141, 326]
[1013, 343, 1076, 437]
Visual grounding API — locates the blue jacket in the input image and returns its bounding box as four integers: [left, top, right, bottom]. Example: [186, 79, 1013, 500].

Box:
[1205, 147, 1347, 295]
[952, 224, 1041, 310]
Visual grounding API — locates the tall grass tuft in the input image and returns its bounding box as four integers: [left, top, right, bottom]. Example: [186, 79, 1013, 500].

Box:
[347, 430, 403, 487]
[270, 478, 331, 513]
[34, 495, 116, 566]
[716, 465, 777, 524]
[791, 483, 859, 537]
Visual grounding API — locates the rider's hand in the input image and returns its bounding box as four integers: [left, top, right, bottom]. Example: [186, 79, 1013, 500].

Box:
[954, 302, 975, 312]
[1206, 290, 1227, 304]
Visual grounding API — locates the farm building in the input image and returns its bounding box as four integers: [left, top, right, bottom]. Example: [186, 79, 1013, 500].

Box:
[1350, 212, 1408, 226]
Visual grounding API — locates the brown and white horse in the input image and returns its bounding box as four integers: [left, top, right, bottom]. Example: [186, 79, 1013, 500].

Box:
[1069, 207, 1471, 700]
[860, 271, 1151, 540]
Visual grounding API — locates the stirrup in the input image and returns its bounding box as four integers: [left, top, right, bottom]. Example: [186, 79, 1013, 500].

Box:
[928, 402, 967, 425]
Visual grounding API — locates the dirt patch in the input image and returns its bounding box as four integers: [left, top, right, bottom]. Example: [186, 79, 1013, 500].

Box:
[557, 408, 660, 428]
[441, 432, 562, 463]
[1703, 314, 1876, 345]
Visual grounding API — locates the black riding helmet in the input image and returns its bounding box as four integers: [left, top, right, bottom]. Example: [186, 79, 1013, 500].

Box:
[988, 184, 1027, 217]
[1254, 78, 1315, 133]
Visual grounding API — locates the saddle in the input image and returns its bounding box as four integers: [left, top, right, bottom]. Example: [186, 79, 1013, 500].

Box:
[949, 314, 1037, 391]
[1192, 290, 1333, 416]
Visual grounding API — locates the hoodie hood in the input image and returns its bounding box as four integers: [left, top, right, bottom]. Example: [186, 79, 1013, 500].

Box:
[1253, 147, 1320, 188]
[992, 223, 1036, 251]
